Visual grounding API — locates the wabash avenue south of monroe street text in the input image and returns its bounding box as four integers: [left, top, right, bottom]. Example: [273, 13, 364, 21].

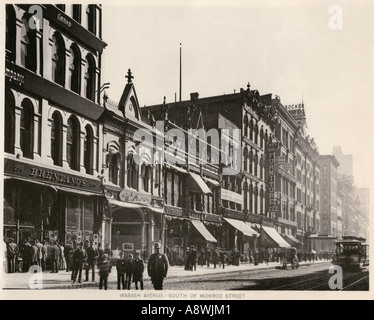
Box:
[141, 304, 231, 317]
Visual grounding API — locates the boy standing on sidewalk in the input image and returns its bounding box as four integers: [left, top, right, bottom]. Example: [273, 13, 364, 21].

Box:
[98, 253, 112, 290]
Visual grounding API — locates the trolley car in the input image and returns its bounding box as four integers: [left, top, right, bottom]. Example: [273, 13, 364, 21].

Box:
[334, 236, 369, 271]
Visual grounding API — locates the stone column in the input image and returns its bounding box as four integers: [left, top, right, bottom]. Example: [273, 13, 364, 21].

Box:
[79, 130, 86, 173]
[14, 105, 23, 157]
[62, 124, 69, 170]
[33, 111, 41, 162]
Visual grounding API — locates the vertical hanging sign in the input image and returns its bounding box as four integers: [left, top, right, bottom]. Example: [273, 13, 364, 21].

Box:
[268, 142, 279, 219]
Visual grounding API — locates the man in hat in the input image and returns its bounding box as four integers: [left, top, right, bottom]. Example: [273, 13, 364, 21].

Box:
[147, 242, 169, 290]
[85, 241, 98, 282]
[6, 238, 18, 273]
[50, 241, 61, 273]
[125, 254, 135, 290]
[116, 252, 126, 290]
[72, 242, 87, 284]
[133, 252, 145, 290]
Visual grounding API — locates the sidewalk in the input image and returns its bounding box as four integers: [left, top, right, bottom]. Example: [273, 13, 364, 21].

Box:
[2, 260, 330, 290]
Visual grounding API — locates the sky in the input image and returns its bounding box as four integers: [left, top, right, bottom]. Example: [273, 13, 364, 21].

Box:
[101, 0, 374, 193]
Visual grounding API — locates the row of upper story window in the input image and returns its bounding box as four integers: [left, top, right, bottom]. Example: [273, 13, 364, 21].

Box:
[55, 4, 101, 36]
[242, 183, 265, 215]
[243, 115, 269, 149]
[243, 148, 265, 179]
[6, 6, 98, 103]
[5, 91, 96, 175]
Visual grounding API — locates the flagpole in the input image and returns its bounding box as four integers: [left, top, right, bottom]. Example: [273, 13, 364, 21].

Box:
[179, 43, 182, 109]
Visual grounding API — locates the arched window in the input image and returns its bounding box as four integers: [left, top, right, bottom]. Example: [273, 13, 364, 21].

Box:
[260, 126, 264, 149]
[265, 130, 268, 149]
[5, 89, 15, 154]
[6, 5, 16, 62]
[254, 123, 259, 145]
[260, 155, 264, 180]
[254, 186, 258, 214]
[84, 125, 94, 174]
[254, 153, 259, 177]
[249, 149, 253, 174]
[127, 153, 139, 189]
[108, 147, 120, 184]
[85, 54, 96, 101]
[244, 115, 248, 137]
[260, 187, 264, 214]
[249, 118, 254, 141]
[21, 19, 37, 72]
[69, 44, 81, 94]
[72, 4, 82, 23]
[20, 100, 34, 159]
[249, 184, 253, 213]
[52, 32, 66, 86]
[66, 116, 80, 171]
[243, 147, 248, 172]
[141, 163, 152, 193]
[51, 111, 63, 166]
[243, 181, 248, 212]
[87, 5, 96, 35]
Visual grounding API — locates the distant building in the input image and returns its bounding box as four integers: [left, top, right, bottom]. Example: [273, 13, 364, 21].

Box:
[318, 155, 340, 237]
[357, 187, 370, 240]
[333, 146, 353, 179]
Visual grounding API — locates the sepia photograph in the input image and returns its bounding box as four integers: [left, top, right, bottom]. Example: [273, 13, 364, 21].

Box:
[1, 1, 373, 301]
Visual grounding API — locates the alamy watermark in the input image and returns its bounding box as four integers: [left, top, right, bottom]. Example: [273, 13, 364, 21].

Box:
[133, 121, 242, 176]
[328, 265, 343, 290]
[329, 5, 343, 30]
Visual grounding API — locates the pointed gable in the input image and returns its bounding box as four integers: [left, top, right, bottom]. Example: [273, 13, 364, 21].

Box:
[118, 69, 141, 120]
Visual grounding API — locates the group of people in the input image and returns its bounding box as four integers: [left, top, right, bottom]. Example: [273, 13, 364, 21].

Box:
[5, 238, 170, 290]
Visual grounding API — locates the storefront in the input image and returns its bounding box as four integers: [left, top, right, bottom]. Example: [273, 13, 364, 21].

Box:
[258, 225, 291, 262]
[4, 159, 104, 246]
[109, 190, 164, 260]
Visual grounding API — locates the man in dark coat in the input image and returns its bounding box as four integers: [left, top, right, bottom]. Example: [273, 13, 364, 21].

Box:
[6, 238, 18, 273]
[64, 241, 74, 272]
[116, 252, 126, 290]
[22, 238, 32, 272]
[50, 241, 61, 273]
[147, 242, 169, 290]
[72, 242, 87, 284]
[85, 241, 98, 282]
[125, 254, 135, 290]
[133, 252, 145, 290]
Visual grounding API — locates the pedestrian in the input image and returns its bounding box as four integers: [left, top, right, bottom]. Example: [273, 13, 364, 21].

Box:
[50, 241, 61, 273]
[147, 242, 169, 290]
[133, 252, 145, 290]
[6, 238, 18, 273]
[220, 251, 226, 269]
[116, 252, 126, 290]
[30, 239, 39, 266]
[264, 248, 270, 266]
[72, 242, 87, 284]
[184, 247, 191, 271]
[190, 245, 197, 271]
[41, 240, 47, 271]
[97, 253, 112, 290]
[85, 241, 98, 282]
[64, 241, 74, 272]
[59, 242, 66, 271]
[34, 238, 43, 267]
[206, 249, 212, 267]
[212, 250, 219, 268]
[22, 238, 32, 272]
[125, 254, 135, 290]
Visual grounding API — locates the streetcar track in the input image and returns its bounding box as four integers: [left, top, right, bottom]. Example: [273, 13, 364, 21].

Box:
[268, 273, 330, 290]
[341, 275, 369, 291]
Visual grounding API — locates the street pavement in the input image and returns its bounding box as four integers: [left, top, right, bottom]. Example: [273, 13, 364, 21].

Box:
[2, 259, 330, 290]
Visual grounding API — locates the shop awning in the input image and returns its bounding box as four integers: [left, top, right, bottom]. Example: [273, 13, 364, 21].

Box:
[189, 172, 212, 195]
[261, 226, 291, 248]
[223, 217, 259, 238]
[283, 234, 303, 246]
[190, 220, 217, 243]
[4, 176, 58, 191]
[204, 178, 220, 187]
[56, 186, 103, 197]
[107, 199, 146, 209]
[167, 164, 188, 174]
